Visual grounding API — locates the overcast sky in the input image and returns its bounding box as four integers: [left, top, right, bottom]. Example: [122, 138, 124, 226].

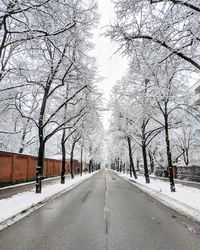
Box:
[92, 0, 128, 130]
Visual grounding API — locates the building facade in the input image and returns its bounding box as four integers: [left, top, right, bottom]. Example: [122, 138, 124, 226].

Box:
[190, 80, 200, 164]
[192, 80, 200, 105]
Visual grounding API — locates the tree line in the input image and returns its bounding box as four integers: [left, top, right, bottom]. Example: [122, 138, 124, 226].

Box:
[0, 0, 103, 193]
[106, 0, 200, 192]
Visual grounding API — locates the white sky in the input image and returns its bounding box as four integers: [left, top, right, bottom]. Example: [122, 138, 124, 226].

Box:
[92, 0, 128, 130]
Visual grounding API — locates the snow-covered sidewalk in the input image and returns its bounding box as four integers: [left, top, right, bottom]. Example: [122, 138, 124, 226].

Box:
[0, 172, 98, 231]
[117, 172, 200, 223]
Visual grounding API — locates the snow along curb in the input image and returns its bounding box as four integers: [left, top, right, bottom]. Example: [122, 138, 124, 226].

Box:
[117, 173, 200, 224]
[0, 171, 99, 232]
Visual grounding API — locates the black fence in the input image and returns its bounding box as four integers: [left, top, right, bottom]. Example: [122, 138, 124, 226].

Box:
[155, 165, 200, 182]
[176, 165, 200, 182]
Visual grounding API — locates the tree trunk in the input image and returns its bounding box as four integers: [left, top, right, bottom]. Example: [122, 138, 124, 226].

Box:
[117, 158, 119, 171]
[35, 80, 51, 193]
[89, 159, 92, 173]
[184, 148, 189, 166]
[94, 163, 96, 171]
[141, 119, 150, 183]
[36, 127, 45, 193]
[131, 161, 137, 178]
[19, 126, 27, 153]
[19, 147, 24, 154]
[61, 129, 66, 184]
[127, 137, 137, 179]
[19, 116, 33, 154]
[19, 126, 28, 153]
[137, 159, 140, 171]
[70, 142, 76, 179]
[80, 145, 83, 176]
[148, 150, 155, 174]
[142, 142, 150, 183]
[142, 79, 150, 183]
[119, 160, 122, 172]
[115, 159, 118, 171]
[164, 105, 175, 192]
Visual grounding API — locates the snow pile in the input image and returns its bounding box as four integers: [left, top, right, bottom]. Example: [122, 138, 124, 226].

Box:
[119, 172, 200, 223]
[0, 172, 97, 230]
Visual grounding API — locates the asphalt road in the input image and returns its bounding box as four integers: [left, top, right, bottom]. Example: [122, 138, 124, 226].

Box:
[1, 170, 200, 250]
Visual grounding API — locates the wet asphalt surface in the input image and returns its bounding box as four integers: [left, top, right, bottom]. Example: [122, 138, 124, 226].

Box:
[1, 170, 200, 250]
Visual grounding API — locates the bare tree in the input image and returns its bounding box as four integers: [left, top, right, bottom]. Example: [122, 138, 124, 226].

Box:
[107, 0, 200, 71]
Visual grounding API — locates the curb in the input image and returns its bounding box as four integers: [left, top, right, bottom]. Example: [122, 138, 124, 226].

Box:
[0, 171, 99, 232]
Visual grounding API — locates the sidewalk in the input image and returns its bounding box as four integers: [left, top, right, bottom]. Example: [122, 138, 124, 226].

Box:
[0, 171, 98, 231]
[116, 171, 200, 224]
[148, 174, 200, 189]
[0, 175, 70, 200]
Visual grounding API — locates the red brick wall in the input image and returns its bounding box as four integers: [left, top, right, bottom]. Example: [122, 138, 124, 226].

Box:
[0, 151, 80, 186]
[65, 162, 70, 174]
[46, 159, 54, 177]
[0, 152, 12, 184]
[12, 154, 28, 183]
[53, 161, 61, 176]
[28, 157, 37, 181]
[73, 160, 80, 174]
